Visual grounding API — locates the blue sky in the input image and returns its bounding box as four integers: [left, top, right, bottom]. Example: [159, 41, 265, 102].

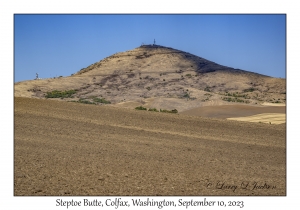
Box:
[14, 14, 286, 82]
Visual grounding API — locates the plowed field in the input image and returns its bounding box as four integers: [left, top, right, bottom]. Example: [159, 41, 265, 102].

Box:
[14, 97, 286, 196]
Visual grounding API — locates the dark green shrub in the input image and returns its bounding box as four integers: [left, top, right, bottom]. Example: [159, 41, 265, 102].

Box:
[135, 106, 147, 110]
[204, 93, 212, 96]
[183, 93, 190, 98]
[93, 97, 111, 104]
[160, 109, 178, 114]
[204, 86, 211, 92]
[222, 97, 250, 104]
[45, 90, 76, 98]
[148, 108, 159, 112]
[243, 88, 255, 92]
[171, 109, 178, 113]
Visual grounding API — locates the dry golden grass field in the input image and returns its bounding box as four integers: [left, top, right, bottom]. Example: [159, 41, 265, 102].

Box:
[14, 97, 286, 196]
[181, 104, 286, 124]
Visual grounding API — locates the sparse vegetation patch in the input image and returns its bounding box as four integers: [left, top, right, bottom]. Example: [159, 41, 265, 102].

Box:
[223, 92, 250, 99]
[135, 106, 147, 110]
[222, 97, 250, 104]
[45, 90, 76, 98]
[92, 97, 111, 104]
[183, 92, 190, 98]
[148, 108, 159, 112]
[135, 107, 178, 113]
[272, 100, 282, 104]
[160, 109, 178, 114]
[204, 86, 211, 92]
[243, 88, 255, 92]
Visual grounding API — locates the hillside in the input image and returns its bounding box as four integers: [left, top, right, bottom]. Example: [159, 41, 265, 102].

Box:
[14, 45, 286, 112]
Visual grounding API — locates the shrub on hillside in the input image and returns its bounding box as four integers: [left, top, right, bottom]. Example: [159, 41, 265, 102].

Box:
[160, 109, 178, 114]
[148, 108, 159, 112]
[93, 97, 111, 104]
[243, 88, 255, 92]
[135, 106, 147, 110]
[183, 93, 190, 98]
[204, 86, 211, 92]
[222, 97, 250, 104]
[45, 90, 76, 98]
[171, 109, 178, 113]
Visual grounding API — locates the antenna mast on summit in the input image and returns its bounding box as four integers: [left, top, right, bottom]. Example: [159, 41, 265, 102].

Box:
[154, 39, 156, 45]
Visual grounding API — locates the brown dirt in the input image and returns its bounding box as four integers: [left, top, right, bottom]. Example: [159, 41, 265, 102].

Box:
[14, 97, 286, 196]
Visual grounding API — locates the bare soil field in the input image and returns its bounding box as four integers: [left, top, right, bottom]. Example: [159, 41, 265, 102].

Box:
[14, 97, 286, 196]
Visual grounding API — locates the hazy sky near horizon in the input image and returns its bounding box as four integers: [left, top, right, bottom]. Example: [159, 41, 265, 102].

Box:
[14, 14, 286, 82]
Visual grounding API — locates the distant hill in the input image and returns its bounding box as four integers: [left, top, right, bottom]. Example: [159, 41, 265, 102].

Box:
[14, 44, 286, 111]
